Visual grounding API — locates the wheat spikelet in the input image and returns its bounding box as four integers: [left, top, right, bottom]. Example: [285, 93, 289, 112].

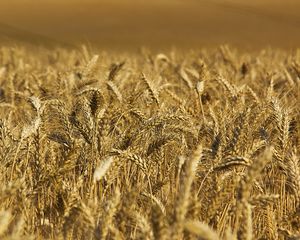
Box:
[140, 73, 160, 106]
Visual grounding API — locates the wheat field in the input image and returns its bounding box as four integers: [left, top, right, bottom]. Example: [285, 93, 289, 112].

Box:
[0, 45, 299, 239]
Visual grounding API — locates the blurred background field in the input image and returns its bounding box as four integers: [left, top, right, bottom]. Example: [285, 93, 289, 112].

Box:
[0, 0, 299, 50]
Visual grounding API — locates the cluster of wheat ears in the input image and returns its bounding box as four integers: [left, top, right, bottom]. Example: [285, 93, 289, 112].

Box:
[0, 45, 299, 239]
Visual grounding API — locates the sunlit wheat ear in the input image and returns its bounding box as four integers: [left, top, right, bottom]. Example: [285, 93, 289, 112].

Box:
[28, 96, 41, 113]
[93, 156, 114, 182]
[21, 117, 41, 139]
[196, 81, 206, 121]
[196, 81, 204, 95]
